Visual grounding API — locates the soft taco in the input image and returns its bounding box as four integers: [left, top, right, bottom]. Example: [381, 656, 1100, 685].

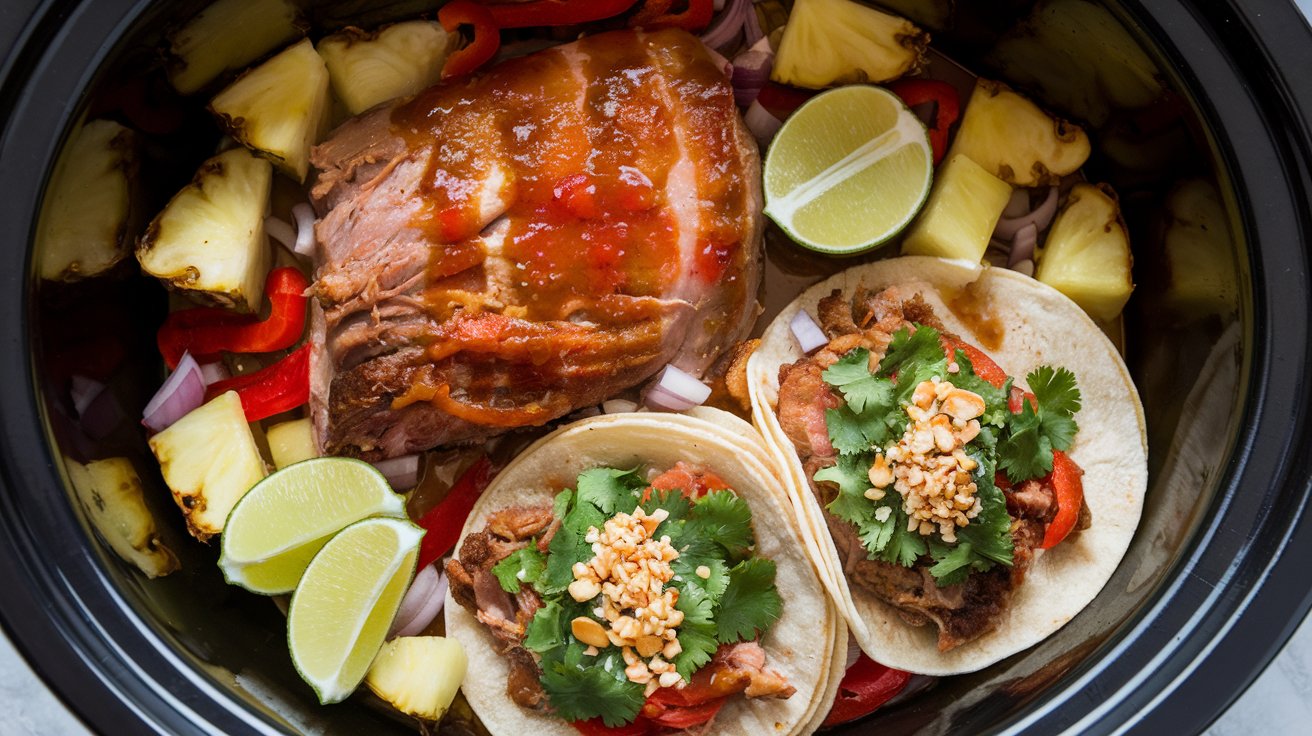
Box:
[746, 256, 1147, 675]
[443, 410, 845, 735]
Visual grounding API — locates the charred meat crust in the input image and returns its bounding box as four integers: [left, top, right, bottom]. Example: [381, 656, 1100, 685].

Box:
[775, 286, 1084, 651]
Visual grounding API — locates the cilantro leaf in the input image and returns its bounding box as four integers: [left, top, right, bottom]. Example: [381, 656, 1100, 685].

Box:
[927, 541, 977, 586]
[821, 348, 875, 386]
[815, 453, 875, 522]
[823, 349, 896, 415]
[997, 402, 1053, 482]
[947, 349, 1013, 428]
[683, 490, 755, 561]
[542, 490, 606, 594]
[816, 454, 925, 567]
[641, 488, 693, 528]
[714, 558, 783, 644]
[825, 405, 884, 455]
[539, 645, 645, 726]
[1028, 366, 1081, 418]
[671, 582, 718, 680]
[492, 546, 547, 593]
[877, 326, 948, 380]
[577, 467, 645, 516]
[523, 599, 567, 654]
[674, 557, 730, 604]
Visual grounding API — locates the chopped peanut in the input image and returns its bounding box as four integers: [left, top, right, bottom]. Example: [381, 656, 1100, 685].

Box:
[572, 617, 611, 648]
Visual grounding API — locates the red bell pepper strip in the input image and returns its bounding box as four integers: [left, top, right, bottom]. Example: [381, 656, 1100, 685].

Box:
[204, 343, 310, 421]
[1040, 450, 1084, 549]
[439, 1, 500, 79]
[644, 696, 726, 729]
[157, 267, 309, 370]
[631, 0, 715, 31]
[823, 654, 913, 727]
[887, 78, 961, 166]
[940, 336, 1008, 389]
[488, 0, 641, 27]
[415, 456, 496, 570]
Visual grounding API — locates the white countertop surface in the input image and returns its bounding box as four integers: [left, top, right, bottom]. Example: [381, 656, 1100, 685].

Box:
[3, 1, 1311, 734]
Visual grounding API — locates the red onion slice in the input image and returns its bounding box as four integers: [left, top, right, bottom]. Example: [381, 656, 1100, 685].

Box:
[265, 215, 296, 252]
[645, 365, 711, 412]
[732, 36, 774, 107]
[1008, 222, 1039, 269]
[1003, 189, 1030, 218]
[743, 0, 765, 45]
[790, 310, 829, 354]
[995, 187, 1059, 240]
[372, 454, 421, 490]
[744, 101, 784, 147]
[701, 0, 750, 51]
[198, 361, 230, 386]
[142, 352, 205, 433]
[390, 564, 446, 639]
[291, 203, 317, 258]
[70, 375, 106, 417]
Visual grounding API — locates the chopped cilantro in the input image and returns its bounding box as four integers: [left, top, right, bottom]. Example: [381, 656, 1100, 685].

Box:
[523, 599, 566, 654]
[714, 558, 783, 644]
[823, 349, 896, 414]
[947, 350, 1012, 428]
[577, 467, 646, 516]
[998, 366, 1081, 482]
[683, 490, 755, 561]
[539, 645, 645, 726]
[541, 488, 607, 594]
[671, 581, 718, 680]
[674, 556, 730, 603]
[492, 546, 547, 593]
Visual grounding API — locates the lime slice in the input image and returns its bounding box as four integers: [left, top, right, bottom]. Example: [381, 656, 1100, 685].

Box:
[220, 457, 406, 594]
[763, 85, 933, 255]
[288, 516, 424, 704]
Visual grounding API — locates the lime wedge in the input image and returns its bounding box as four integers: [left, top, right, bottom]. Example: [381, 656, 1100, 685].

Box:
[763, 85, 933, 255]
[220, 457, 406, 594]
[288, 517, 424, 704]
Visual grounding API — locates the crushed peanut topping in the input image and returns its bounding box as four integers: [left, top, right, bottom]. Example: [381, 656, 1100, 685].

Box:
[569, 506, 685, 689]
[867, 377, 986, 543]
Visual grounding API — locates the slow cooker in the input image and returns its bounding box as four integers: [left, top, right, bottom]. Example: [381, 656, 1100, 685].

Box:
[2, 0, 1310, 733]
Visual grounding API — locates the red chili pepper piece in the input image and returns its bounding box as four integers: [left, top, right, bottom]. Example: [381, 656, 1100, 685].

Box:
[823, 653, 913, 727]
[887, 78, 961, 166]
[156, 267, 309, 370]
[1040, 450, 1084, 549]
[940, 335, 1008, 389]
[573, 717, 654, 736]
[415, 457, 496, 570]
[204, 343, 310, 422]
[488, 0, 640, 27]
[631, 0, 714, 31]
[439, 1, 501, 79]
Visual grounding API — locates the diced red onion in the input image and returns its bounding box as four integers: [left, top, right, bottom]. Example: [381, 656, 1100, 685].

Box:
[744, 101, 784, 147]
[995, 187, 1059, 240]
[645, 365, 711, 412]
[70, 375, 106, 417]
[372, 454, 421, 490]
[701, 44, 733, 80]
[1003, 189, 1030, 218]
[603, 399, 638, 414]
[732, 36, 774, 107]
[790, 310, 829, 354]
[390, 564, 447, 639]
[142, 352, 205, 433]
[265, 215, 296, 251]
[701, 0, 750, 51]
[291, 203, 317, 258]
[198, 362, 230, 386]
[1008, 222, 1039, 269]
[743, 0, 765, 45]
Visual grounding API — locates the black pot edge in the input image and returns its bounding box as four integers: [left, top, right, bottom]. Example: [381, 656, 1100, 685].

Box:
[0, 1, 1309, 735]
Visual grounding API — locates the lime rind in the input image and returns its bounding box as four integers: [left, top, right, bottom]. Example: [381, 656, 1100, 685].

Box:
[288, 516, 425, 704]
[763, 85, 934, 255]
[219, 456, 407, 595]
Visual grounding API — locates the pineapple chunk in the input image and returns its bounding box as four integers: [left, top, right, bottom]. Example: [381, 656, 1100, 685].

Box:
[66, 457, 180, 578]
[167, 0, 305, 95]
[772, 0, 929, 90]
[990, 0, 1163, 127]
[901, 154, 1012, 262]
[366, 637, 467, 722]
[1162, 179, 1237, 318]
[148, 391, 268, 541]
[210, 39, 331, 182]
[37, 120, 138, 281]
[318, 22, 455, 116]
[137, 147, 272, 313]
[267, 418, 317, 470]
[948, 79, 1091, 187]
[1035, 183, 1134, 322]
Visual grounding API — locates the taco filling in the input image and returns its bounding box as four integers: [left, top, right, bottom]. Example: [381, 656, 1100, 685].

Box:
[775, 286, 1090, 651]
[446, 463, 794, 732]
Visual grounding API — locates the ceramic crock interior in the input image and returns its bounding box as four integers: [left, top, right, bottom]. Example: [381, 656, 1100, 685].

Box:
[26, 0, 1249, 733]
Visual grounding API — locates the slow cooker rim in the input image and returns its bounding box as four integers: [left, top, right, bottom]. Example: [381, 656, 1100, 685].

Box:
[1, 1, 1310, 735]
